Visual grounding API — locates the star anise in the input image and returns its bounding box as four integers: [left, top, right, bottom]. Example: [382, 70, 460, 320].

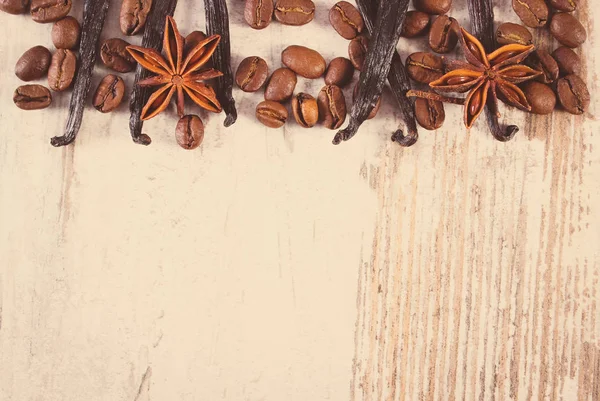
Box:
[126, 16, 224, 121]
[429, 27, 541, 129]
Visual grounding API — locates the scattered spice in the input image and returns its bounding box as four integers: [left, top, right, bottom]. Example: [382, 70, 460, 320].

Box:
[205, 0, 237, 127]
[50, 0, 110, 147]
[129, 0, 178, 145]
[127, 16, 223, 121]
[333, 0, 409, 145]
[356, 0, 419, 146]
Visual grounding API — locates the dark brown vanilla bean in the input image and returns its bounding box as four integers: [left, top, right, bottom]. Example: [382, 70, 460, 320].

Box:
[356, 0, 418, 147]
[468, 0, 519, 142]
[334, 0, 409, 145]
[50, 0, 109, 147]
[129, 0, 178, 145]
[205, 0, 237, 127]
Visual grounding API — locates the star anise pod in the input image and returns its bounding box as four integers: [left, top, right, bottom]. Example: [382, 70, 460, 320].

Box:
[126, 16, 224, 121]
[430, 27, 541, 129]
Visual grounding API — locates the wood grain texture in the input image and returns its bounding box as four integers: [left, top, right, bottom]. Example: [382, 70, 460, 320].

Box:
[0, 1, 598, 400]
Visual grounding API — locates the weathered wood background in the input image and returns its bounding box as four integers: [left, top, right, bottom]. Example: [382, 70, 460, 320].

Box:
[0, 1, 598, 400]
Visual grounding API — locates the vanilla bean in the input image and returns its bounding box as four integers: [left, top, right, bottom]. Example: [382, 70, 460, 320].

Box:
[129, 0, 178, 146]
[467, 0, 518, 142]
[50, 0, 110, 147]
[407, 90, 465, 105]
[205, 0, 237, 127]
[356, 0, 418, 147]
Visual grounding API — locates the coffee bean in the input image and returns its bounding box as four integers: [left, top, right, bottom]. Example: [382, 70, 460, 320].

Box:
[414, 0, 451, 15]
[556, 74, 589, 115]
[100, 38, 136, 73]
[0, 0, 30, 14]
[527, 50, 559, 84]
[549, 0, 577, 12]
[329, 1, 364, 40]
[13, 84, 52, 110]
[51, 16, 80, 49]
[47, 48, 76, 91]
[175, 115, 204, 150]
[512, 0, 548, 28]
[15, 45, 51, 81]
[292, 93, 318, 128]
[521, 81, 555, 115]
[552, 46, 581, 76]
[496, 22, 532, 46]
[184, 31, 207, 55]
[256, 100, 288, 128]
[429, 15, 458, 53]
[415, 98, 445, 130]
[317, 85, 346, 129]
[353, 83, 380, 120]
[274, 0, 315, 26]
[244, 0, 273, 30]
[93, 74, 125, 113]
[348, 35, 369, 71]
[30, 0, 71, 23]
[406, 52, 444, 84]
[264, 68, 297, 102]
[281, 45, 326, 79]
[550, 13, 586, 48]
[235, 56, 268, 92]
[401, 11, 430, 38]
[120, 0, 152, 35]
[325, 57, 354, 87]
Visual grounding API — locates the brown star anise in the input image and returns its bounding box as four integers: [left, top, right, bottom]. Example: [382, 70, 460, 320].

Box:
[126, 16, 224, 121]
[430, 27, 541, 129]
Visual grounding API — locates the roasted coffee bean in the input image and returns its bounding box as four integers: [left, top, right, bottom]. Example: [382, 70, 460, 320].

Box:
[120, 0, 152, 35]
[353, 83, 380, 120]
[553, 46, 581, 76]
[496, 22, 532, 46]
[521, 81, 555, 115]
[264, 68, 297, 102]
[282, 45, 326, 79]
[0, 0, 30, 14]
[15, 45, 51, 81]
[414, 0, 451, 15]
[429, 15, 458, 53]
[30, 0, 71, 23]
[556, 74, 590, 115]
[184, 31, 206, 54]
[348, 35, 369, 71]
[100, 38, 136, 73]
[274, 0, 315, 26]
[329, 1, 364, 40]
[93, 74, 125, 113]
[512, 0, 548, 28]
[175, 115, 204, 150]
[325, 57, 354, 87]
[317, 85, 346, 129]
[51, 16, 80, 49]
[244, 0, 273, 30]
[528, 50, 559, 84]
[13, 84, 51, 110]
[406, 52, 444, 84]
[292, 93, 318, 128]
[235, 56, 268, 92]
[415, 98, 445, 130]
[550, 13, 586, 48]
[401, 11, 430, 38]
[47, 48, 76, 91]
[549, 0, 577, 12]
[256, 100, 288, 128]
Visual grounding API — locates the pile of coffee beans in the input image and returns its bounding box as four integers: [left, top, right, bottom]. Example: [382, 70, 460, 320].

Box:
[400, 0, 590, 130]
[238, 1, 384, 130]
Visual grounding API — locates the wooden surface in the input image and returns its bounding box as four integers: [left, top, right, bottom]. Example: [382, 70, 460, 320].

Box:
[0, 1, 599, 400]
